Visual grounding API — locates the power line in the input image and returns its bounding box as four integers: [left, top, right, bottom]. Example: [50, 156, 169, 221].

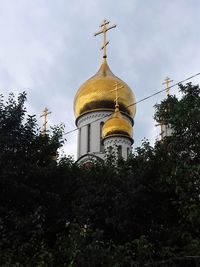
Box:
[127, 72, 200, 107]
[64, 72, 200, 136]
[64, 114, 111, 135]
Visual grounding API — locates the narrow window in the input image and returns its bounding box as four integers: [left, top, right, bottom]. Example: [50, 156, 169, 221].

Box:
[127, 147, 130, 157]
[87, 124, 91, 152]
[100, 122, 104, 152]
[117, 145, 122, 158]
[108, 146, 113, 154]
[78, 128, 81, 157]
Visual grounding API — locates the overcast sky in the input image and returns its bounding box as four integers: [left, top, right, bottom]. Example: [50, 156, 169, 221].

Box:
[0, 0, 200, 159]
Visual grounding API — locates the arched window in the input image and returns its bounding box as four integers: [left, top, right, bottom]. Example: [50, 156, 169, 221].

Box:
[117, 145, 122, 158]
[100, 122, 104, 152]
[87, 124, 91, 152]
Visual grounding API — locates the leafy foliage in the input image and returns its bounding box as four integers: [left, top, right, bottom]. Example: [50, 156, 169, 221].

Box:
[0, 84, 200, 266]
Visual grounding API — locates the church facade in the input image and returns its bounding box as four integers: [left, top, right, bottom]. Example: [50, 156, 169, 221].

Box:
[73, 20, 136, 164]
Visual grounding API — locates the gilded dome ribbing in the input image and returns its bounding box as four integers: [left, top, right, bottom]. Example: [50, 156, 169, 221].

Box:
[74, 59, 136, 119]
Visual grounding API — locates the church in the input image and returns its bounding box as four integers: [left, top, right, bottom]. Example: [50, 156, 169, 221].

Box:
[73, 20, 136, 164]
[72, 20, 172, 165]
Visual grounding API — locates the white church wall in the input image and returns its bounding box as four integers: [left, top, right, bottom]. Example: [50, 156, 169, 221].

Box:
[80, 124, 87, 155]
[76, 111, 112, 158]
[76, 111, 133, 160]
[104, 136, 132, 160]
[90, 120, 100, 153]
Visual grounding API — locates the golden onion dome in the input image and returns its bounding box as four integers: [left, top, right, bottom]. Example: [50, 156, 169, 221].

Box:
[74, 59, 136, 119]
[102, 106, 133, 141]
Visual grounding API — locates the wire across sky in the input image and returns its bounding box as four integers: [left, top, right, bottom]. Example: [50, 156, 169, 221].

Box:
[64, 71, 200, 136]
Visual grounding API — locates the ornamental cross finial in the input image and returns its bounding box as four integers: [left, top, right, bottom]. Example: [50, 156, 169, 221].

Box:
[110, 82, 124, 109]
[94, 19, 116, 59]
[162, 77, 173, 96]
[40, 107, 51, 135]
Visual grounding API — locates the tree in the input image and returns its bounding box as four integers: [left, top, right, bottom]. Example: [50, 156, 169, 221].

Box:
[0, 84, 199, 266]
[0, 92, 70, 265]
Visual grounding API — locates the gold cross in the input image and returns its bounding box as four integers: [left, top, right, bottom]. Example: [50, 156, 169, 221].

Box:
[162, 77, 173, 96]
[110, 82, 124, 108]
[94, 19, 116, 59]
[40, 107, 51, 135]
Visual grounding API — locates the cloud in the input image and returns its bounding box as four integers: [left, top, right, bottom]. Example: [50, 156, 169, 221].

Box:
[0, 0, 200, 159]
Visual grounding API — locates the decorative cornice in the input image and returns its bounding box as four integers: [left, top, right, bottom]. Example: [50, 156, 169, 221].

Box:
[103, 134, 133, 145]
[76, 108, 133, 126]
[77, 111, 111, 126]
[104, 137, 132, 146]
